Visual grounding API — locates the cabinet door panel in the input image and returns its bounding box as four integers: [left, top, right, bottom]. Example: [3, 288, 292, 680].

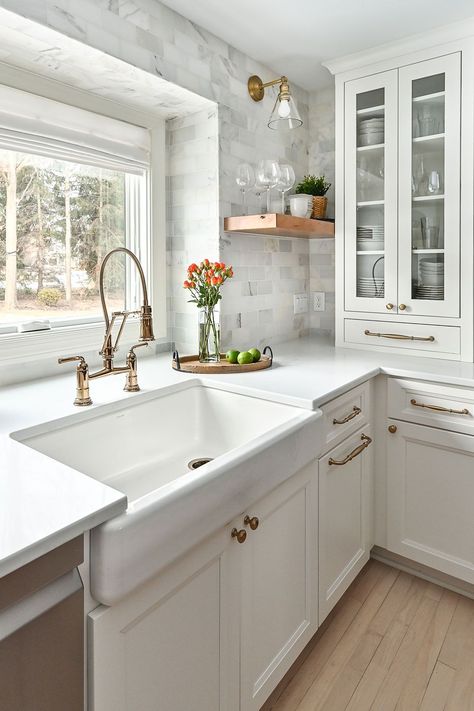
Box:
[240, 463, 318, 711]
[387, 420, 474, 582]
[89, 530, 233, 711]
[319, 427, 373, 622]
[398, 53, 461, 317]
[344, 70, 398, 314]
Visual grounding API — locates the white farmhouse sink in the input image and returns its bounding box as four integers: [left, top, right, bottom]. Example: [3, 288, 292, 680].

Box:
[12, 380, 321, 604]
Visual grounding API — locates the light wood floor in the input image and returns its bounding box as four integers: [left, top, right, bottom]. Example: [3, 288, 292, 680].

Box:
[263, 560, 474, 711]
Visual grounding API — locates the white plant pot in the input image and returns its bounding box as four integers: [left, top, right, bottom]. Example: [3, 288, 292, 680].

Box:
[290, 194, 312, 218]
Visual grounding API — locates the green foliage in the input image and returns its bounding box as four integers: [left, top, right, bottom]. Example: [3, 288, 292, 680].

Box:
[0, 153, 127, 306]
[37, 287, 62, 307]
[295, 174, 331, 197]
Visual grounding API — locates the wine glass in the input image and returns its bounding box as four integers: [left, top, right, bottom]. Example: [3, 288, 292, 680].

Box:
[235, 163, 255, 215]
[275, 164, 295, 214]
[256, 160, 281, 214]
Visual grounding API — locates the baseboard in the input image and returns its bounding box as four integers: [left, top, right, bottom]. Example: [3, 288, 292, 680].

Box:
[370, 545, 474, 600]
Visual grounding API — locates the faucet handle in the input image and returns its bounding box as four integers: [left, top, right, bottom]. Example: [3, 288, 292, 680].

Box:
[58, 355, 87, 365]
[124, 343, 148, 393]
[57, 356, 92, 406]
[128, 342, 148, 356]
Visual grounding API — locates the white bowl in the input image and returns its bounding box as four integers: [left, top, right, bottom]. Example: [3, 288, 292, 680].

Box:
[421, 273, 444, 286]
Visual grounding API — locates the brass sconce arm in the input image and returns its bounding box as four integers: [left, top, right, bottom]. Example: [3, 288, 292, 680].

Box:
[248, 75, 289, 102]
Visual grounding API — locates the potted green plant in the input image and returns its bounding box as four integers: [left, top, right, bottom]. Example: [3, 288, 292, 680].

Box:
[295, 174, 331, 219]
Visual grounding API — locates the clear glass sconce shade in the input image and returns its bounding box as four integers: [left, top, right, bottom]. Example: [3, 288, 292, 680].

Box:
[268, 94, 303, 130]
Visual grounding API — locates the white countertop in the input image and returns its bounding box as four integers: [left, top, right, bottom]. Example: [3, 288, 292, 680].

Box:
[2, 334, 474, 578]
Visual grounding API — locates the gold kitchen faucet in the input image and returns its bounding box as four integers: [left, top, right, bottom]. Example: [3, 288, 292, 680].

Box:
[58, 248, 155, 406]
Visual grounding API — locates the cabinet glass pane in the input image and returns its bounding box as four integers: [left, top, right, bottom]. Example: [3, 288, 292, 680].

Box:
[411, 74, 445, 301]
[356, 89, 385, 299]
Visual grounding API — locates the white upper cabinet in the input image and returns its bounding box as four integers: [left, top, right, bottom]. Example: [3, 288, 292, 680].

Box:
[398, 53, 461, 318]
[335, 35, 472, 361]
[344, 70, 398, 314]
[344, 54, 461, 319]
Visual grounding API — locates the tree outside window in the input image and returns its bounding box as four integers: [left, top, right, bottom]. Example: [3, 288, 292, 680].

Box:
[0, 149, 129, 325]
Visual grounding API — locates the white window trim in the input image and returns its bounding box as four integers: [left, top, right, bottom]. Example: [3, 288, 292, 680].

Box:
[0, 90, 167, 370]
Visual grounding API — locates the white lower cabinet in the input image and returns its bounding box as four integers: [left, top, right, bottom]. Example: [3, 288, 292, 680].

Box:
[386, 419, 474, 584]
[239, 462, 318, 711]
[318, 426, 374, 622]
[88, 460, 318, 711]
[88, 525, 233, 711]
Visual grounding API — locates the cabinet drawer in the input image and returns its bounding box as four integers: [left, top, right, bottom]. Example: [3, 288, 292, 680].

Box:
[344, 319, 461, 356]
[320, 382, 370, 455]
[388, 377, 474, 434]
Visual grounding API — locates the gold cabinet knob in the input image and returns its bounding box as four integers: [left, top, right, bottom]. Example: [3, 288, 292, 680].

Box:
[231, 528, 247, 544]
[388, 424, 397, 433]
[399, 304, 407, 311]
[244, 515, 259, 531]
[386, 303, 394, 310]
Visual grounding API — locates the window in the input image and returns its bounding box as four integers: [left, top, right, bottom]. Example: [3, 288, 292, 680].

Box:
[0, 85, 152, 337]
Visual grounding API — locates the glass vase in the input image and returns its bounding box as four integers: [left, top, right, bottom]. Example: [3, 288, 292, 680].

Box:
[198, 307, 221, 363]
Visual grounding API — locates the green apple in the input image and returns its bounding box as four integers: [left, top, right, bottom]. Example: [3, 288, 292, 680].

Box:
[248, 348, 261, 363]
[237, 351, 253, 365]
[226, 349, 240, 364]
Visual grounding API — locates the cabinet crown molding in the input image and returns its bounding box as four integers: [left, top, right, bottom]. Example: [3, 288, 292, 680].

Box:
[323, 18, 474, 76]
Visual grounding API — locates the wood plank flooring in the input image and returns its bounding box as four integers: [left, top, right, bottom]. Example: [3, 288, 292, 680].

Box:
[262, 561, 474, 711]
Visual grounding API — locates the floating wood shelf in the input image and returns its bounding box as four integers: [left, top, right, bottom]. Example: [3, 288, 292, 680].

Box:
[224, 213, 335, 239]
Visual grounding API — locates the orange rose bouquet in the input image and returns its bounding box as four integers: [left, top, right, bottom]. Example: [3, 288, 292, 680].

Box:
[183, 259, 233, 362]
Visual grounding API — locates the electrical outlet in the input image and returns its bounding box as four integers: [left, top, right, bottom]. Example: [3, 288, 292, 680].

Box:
[293, 293, 308, 314]
[313, 292, 325, 311]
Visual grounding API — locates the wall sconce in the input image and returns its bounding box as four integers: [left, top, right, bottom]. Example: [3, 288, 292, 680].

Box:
[248, 74, 303, 130]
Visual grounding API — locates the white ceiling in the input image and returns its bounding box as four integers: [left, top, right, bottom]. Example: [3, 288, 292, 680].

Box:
[160, 0, 474, 90]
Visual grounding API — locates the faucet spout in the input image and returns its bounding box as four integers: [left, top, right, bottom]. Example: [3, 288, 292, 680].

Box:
[99, 247, 155, 359]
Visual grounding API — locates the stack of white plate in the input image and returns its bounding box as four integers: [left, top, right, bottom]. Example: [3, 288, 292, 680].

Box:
[358, 118, 384, 146]
[357, 224, 385, 251]
[357, 277, 385, 298]
[416, 259, 444, 298]
[415, 285, 444, 299]
[420, 259, 444, 285]
[357, 239, 385, 251]
[357, 225, 384, 239]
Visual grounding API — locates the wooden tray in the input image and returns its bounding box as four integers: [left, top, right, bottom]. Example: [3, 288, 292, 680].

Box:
[172, 346, 273, 374]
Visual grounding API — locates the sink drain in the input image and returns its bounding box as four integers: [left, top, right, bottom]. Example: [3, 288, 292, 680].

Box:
[188, 457, 214, 471]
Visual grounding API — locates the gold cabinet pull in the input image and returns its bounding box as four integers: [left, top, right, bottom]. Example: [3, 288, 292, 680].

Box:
[399, 303, 407, 310]
[386, 303, 394, 310]
[244, 515, 259, 531]
[231, 528, 247, 544]
[364, 329, 434, 342]
[333, 406, 362, 425]
[410, 398, 470, 416]
[388, 424, 397, 433]
[329, 433, 372, 466]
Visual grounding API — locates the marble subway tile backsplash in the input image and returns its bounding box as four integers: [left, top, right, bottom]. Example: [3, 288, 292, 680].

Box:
[220, 233, 310, 351]
[310, 238, 336, 336]
[166, 106, 219, 355]
[308, 85, 336, 336]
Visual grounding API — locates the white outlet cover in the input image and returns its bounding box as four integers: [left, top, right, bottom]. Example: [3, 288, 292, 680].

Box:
[313, 292, 325, 311]
[293, 293, 309, 314]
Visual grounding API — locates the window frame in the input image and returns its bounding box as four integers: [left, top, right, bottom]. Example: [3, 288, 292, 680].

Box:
[0, 90, 166, 370]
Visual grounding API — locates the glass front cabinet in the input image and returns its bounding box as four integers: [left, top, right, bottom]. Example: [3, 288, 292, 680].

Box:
[337, 43, 472, 361]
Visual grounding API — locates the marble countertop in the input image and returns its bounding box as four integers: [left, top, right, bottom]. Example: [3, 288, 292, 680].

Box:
[2, 334, 474, 578]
